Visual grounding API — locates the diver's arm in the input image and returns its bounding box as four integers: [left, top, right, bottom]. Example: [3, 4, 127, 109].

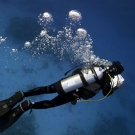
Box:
[102, 74, 124, 96]
[102, 84, 114, 97]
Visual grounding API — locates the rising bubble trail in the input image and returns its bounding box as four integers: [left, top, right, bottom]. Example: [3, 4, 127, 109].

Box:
[23, 10, 112, 66]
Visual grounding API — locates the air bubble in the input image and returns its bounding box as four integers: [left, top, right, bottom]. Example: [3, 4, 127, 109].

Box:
[40, 30, 47, 37]
[12, 49, 18, 52]
[68, 10, 82, 21]
[43, 12, 52, 21]
[76, 28, 87, 39]
[0, 36, 6, 44]
[24, 41, 31, 47]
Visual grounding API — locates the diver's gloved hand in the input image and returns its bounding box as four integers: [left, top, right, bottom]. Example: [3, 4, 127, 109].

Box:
[71, 92, 79, 105]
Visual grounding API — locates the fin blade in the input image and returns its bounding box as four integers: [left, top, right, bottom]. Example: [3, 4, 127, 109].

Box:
[0, 100, 11, 117]
[0, 109, 23, 133]
[0, 100, 31, 133]
[0, 92, 24, 117]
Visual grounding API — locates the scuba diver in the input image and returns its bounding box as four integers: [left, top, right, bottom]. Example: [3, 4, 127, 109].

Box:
[0, 61, 124, 132]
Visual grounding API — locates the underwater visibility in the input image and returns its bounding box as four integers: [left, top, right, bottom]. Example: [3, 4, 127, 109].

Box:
[1, 0, 135, 133]
[0, 10, 125, 134]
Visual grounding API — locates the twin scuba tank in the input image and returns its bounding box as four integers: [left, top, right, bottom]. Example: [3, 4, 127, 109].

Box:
[54, 66, 105, 95]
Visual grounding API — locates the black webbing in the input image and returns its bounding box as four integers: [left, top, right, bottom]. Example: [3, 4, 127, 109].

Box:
[90, 67, 99, 82]
[78, 71, 89, 87]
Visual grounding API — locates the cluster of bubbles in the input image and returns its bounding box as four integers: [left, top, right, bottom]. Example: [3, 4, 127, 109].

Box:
[38, 12, 53, 29]
[0, 36, 18, 53]
[24, 10, 112, 66]
[0, 36, 6, 44]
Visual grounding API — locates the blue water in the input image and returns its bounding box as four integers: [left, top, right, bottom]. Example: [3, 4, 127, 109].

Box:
[0, 0, 135, 135]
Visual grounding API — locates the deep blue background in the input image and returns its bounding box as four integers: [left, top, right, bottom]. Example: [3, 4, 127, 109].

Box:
[0, 0, 135, 135]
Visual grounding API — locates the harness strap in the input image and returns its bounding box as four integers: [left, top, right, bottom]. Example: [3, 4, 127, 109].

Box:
[78, 71, 89, 87]
[90, 67, 99, 82]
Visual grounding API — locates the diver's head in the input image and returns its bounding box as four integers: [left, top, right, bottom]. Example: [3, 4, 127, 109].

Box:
[109, 61, 124, 76]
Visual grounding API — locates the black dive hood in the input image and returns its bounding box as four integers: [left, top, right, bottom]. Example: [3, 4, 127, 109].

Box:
[108, 61, 124, 75]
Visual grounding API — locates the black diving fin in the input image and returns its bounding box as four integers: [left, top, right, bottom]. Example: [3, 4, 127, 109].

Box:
[0, 91, 24, 117]
[0, 100, 32, 133]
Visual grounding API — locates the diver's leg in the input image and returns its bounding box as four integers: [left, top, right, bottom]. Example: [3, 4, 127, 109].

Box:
[32, 92, 76, 109]
[0, 92, 77, 132]
[0, 84, 56, 117]
[23, 84, 56, 97]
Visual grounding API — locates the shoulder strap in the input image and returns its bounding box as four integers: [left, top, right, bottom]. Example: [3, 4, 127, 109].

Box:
[78, 71, 89, 87]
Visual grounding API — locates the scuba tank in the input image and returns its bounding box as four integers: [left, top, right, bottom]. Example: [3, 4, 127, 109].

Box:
[54, 66, 105, 94]
[54, 61, 124, 95]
